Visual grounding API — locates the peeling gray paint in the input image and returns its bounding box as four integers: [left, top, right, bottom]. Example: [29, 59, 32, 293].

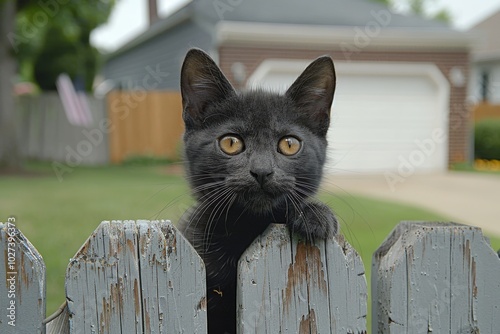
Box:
[65, 220, 207, 334]
[4, 220, 500, 333]
[237, 224, 367, 333]
[372, 222, 500, 333]
[0, 223, 46, 334]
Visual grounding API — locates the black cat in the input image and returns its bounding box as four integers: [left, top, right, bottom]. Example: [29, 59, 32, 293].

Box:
[178, 48, 338, 334]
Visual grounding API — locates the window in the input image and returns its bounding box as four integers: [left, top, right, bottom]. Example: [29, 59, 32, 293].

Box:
[480, 71, 490, 102]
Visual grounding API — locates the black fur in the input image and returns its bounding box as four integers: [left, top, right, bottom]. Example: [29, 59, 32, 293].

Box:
[178, 48, 338, 334]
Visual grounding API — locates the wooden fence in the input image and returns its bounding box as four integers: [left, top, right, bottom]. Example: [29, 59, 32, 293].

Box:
[15, 91, 185, 166]
[473, 102, 500, 121]
[1, 220, 499, 333]
[107, 91, 184, 163]
[16, 93, 109, 165]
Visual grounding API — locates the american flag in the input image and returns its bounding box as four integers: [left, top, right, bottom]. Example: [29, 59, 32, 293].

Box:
[56, 74, 93, 127]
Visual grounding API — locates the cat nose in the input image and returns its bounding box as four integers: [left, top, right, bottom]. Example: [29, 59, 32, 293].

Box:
[250, 169, 274, 187]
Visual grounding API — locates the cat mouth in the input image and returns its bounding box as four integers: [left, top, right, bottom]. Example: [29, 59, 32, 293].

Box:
[237, 188, 288, 213]
[246, 182, 288, 197]
[225, 176, 295, 213]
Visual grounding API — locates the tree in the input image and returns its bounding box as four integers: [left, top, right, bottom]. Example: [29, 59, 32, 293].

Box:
[371, 0, 452, 23]
[432, 8, 452, 23]
[372, 0, 391, 5]
[409, 0, 425, 16]
[33, 25, 81, 90]
[0, 0, 21, 169]
[0, 0, 114, 169]
[28, 0, 113, 91]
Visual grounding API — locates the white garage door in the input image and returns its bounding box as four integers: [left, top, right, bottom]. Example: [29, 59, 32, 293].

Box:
[247, 60, 449, 174]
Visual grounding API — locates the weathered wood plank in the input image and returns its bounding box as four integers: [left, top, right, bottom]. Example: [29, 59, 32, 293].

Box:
[325, 231, 368, 332]
[65, 220, 207, 333]
[372, 221, 500, 333]
[137, 221, 207, 333]
[45, 303, 70, 334]
[0, 222, 46, 333]
[237, 224, 367, 333]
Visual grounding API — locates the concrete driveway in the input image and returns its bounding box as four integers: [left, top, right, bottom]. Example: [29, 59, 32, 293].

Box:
[327, 171, 500, 237]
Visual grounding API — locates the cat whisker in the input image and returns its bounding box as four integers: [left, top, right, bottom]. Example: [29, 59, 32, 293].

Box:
[294, 179, 373, 254]
[151, 179, 226, 221]
[183, 172, 228, 179]
[181, 186, 230, 238]
[203, 189, 237, 251]
[183, 185, 237, 251]
[223, 193, 238, 233]
[285, 193, 312, 240]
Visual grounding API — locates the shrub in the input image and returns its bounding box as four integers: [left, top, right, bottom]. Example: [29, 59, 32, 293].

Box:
[475, 119, 500, 160]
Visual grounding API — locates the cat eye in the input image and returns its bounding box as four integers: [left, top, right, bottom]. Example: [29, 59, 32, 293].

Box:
[219, 135, 245, 155]
[278, 136, 302, 156]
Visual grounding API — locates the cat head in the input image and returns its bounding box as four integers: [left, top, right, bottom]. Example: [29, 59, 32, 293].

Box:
[180, 48, 335, 214]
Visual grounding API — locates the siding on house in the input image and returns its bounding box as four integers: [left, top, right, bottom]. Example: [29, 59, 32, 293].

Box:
[468, 9, 500, 105]
[219, 45, 470, 164]
[469, 10, 500, 56]
[469, 61, 500, 103]
[103, 20, 212, 90]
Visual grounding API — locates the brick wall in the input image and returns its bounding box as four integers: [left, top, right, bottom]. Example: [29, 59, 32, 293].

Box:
[219, 45, 471, 165]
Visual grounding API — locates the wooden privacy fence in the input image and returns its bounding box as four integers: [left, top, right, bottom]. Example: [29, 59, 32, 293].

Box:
[473, 102, 500, 121]
[16, 93, 109, 165]
[107, 91, 184, 163]
[14, 91, 184, 166]
[1, 220, 500, 333]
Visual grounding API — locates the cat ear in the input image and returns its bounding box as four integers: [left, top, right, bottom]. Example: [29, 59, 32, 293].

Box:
[180, 48, 236, 128]
[285, 56, 336, 136]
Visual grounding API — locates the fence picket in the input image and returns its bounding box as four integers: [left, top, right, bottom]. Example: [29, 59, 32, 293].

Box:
[237, 224, 367, 333]
[0, 223, 46, 334]
[2, 219, 500, 333]
[65, 220, 207, 333]
[372, 222, 500, 333]
[16, 93, 108, 165]
[107, 91, 184, 163]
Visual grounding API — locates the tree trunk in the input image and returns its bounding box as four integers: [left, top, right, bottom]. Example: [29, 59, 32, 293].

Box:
[0, 0, 21, 169]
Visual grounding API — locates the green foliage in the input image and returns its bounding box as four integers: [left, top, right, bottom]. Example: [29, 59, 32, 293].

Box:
[371, 0, 392, 5]
[432, 8, 452, 23]
[475, 119, 500, 160]
[409, 0, 425, 15]
[369, 0, 452, 23]
[15, 0, 115, 91]
[33, 25, 80, 90]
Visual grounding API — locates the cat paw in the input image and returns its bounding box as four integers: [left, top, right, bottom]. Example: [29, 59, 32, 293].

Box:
[287, 201, 338, 241]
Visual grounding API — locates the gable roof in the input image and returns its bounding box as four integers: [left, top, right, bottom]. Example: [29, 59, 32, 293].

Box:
[104, 4, 194, 60]
[106, 0, 467, 60]
[193, 0, 449, 29]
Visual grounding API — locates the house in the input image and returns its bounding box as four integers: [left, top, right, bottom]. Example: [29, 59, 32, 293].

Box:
[103, 0, 472, 174]
[468, 9, 500, 104]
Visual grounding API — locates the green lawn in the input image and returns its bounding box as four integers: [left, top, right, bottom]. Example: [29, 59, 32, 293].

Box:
[1, 162, 499, 327]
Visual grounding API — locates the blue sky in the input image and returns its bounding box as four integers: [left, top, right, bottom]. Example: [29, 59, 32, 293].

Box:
[90, 0, 500, 52]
